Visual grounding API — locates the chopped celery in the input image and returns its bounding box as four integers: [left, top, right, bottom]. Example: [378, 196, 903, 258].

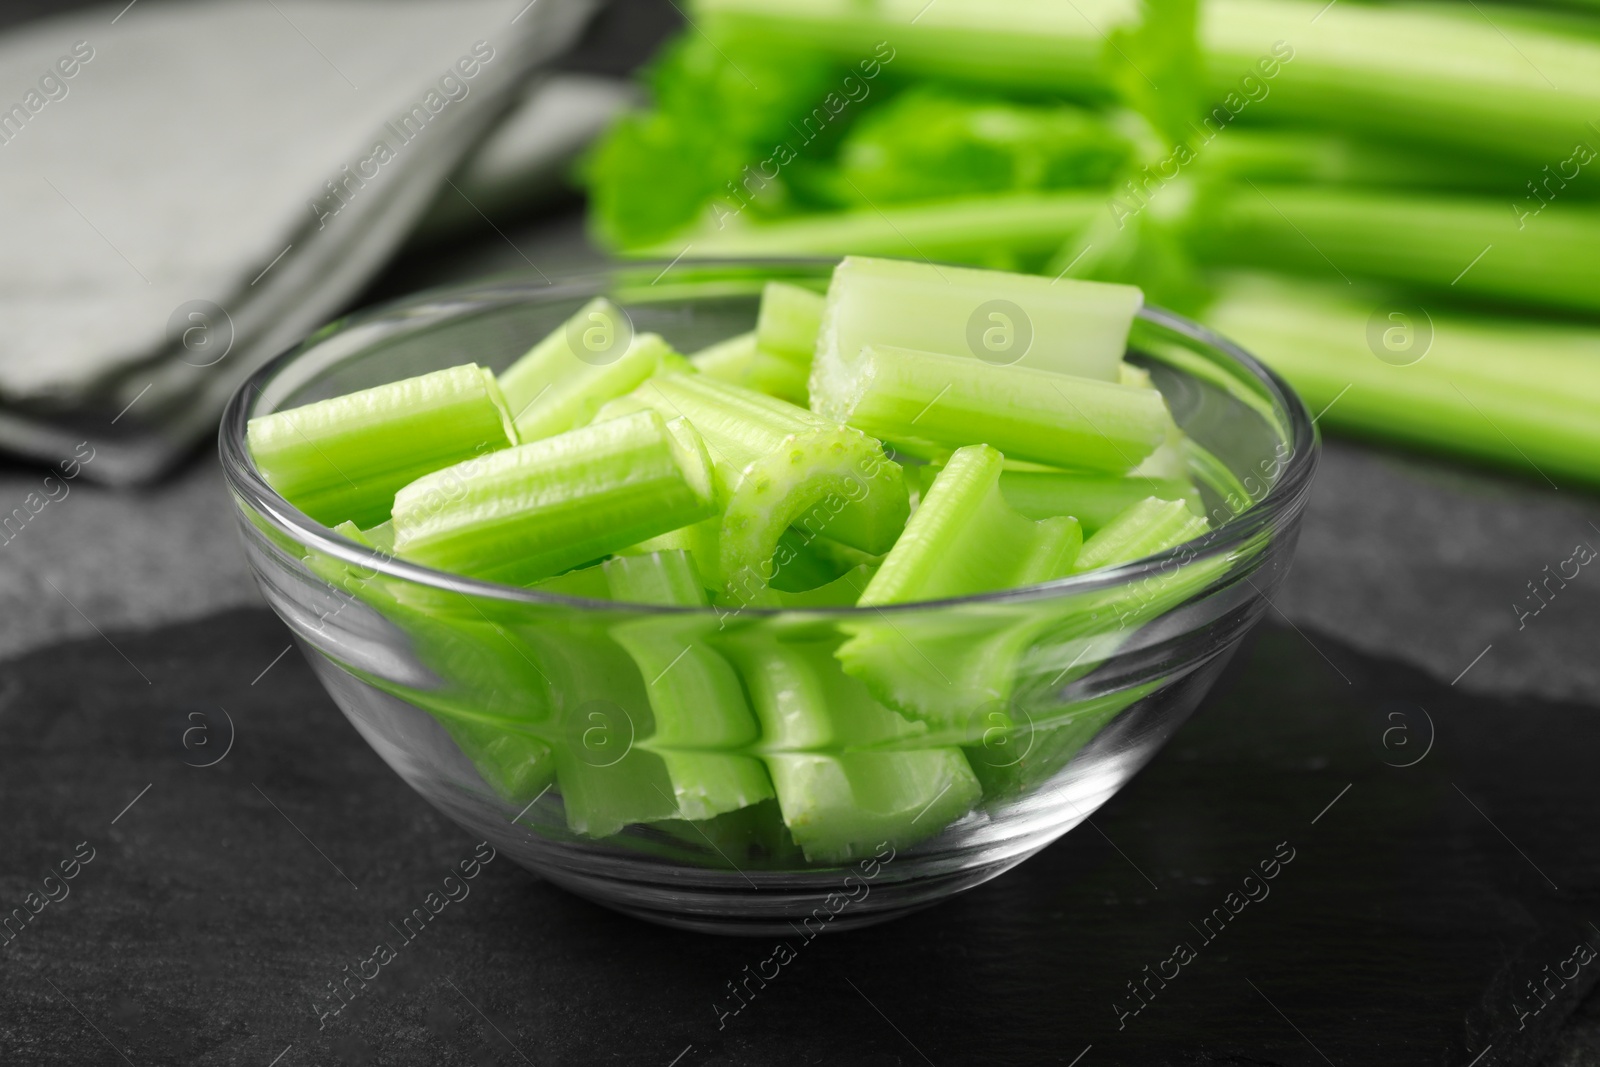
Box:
[755, 281, 825, 362]
[614, 372, 909, 593]
[825, 343, 1173, 471]
[1075, 497, 1211, 572]
[812, 258, 1143, 415]
[391, 410, 716, 585]
[603, 552, 774, 821]
[688, 330, 810, 405]
[718, 628, 981, 863]
[500, 298, 676, 441]
[247, 364, 516, 528]
[860, 444, 1082, 605]
[771, 563, 876, 608]
[997, 470, 1200, 532]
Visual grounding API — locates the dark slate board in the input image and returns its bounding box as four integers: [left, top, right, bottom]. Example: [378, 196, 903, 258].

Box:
[2, 607, 1597, 1066]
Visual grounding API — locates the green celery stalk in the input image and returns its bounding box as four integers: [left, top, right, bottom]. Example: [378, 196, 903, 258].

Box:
[755, 281, 826, 362]
[636, 192, 1104, 263]
[859, 444, 1082, 606]
[1074, 497, 1210, 572]
[500, 298, 677, 441]
[603, 552, 775, 821]
[1203, 272, 1600, 485]
[997, 470, 1201, 531]
[689, 330, 810, 405]
[1193, 187, 1600, 316]
[717, 627, 981, 863]
[247, 364, 515, 528]
[825, 344, 1173, 471]
[613, 372, 909, 594]
[391, 409, 716, 585]
[813, 257, 1143, 407]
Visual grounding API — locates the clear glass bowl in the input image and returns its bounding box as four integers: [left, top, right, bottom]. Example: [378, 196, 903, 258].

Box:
[219, 260, 1317, 935]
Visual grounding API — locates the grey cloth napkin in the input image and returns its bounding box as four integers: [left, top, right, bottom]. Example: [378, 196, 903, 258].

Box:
[0, 0, 596, 482]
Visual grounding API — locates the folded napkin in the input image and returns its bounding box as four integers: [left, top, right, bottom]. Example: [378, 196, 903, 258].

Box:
[0, 0, 595, 482]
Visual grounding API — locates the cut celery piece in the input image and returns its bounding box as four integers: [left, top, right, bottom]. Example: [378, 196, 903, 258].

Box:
[618, 372, 909, 593]
[827, 343, 1172, 471]
[811, 255, 1143, 420]
[997, 470, 1200, 532]
[689, 330, 810, 405]
[755, 281, 825, 362]
[603, 551, 774, 821]
[391, 409, 716, 585]
[718, 628, 981, 863]
[1118, 362, 1154, 390]
[528, 562, 611, 600]
[1074, 497, 1208, 572]
[437, 718, 557, 807]
[247, 363, 516, 528]
[861, 444, 1082, 606]
[501, 305, 677, 442]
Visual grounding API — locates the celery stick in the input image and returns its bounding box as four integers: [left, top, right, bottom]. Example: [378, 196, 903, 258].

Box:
[998, 470, 1200, 532]
[618, 372, 909, 593]
[689, 330, 810, 405]
[500, 303, 677, 442]
[1075, 497, 1209, 572]
[247, 364, 515, 528]
[755, 281, 825, 362]
[1194, 187, 1600, 316]
[391, 410, 716, 585]
[861, 444, 1082, 605]
[1204, 273, 1600, 485]
[640, 192, 1103, 263]
[718, 628, 981, 863]
[813, 259, 1143, 419]
[826, 344, 1173, 472]
[769, 528, 847, 592]
[603, 552, 774, 821]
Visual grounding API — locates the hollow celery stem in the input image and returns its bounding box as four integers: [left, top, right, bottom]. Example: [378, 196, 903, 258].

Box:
[812, 257, 1143, 412]
[247, 363, 515, 528]
[615, 372, 908, 595]
[390, 409, 716, 585]
[717, 628, 981, 863]
[499, 297, 677, 442]
[603, 551, 775, 821]
[835, 344, 1172, 473]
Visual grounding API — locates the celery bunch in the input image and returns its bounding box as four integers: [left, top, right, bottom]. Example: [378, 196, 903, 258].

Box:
[582, 0, 1600, 487]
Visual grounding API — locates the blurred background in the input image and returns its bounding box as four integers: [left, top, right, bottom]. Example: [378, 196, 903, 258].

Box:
[5, 0, 1600, 1063]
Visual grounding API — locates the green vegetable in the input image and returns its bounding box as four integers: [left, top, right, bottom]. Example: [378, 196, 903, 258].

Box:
[603, 552, 775, 821]
[755, 281, 826, 362]
[689, 331, 811, 405]
[247, 363, 515, 528]
[814, 257, 1144, 402]
[718, 626, 981, 863]
[996, 469, 1201, 531]
[859, 444, 1082, 606]
[391, 409, 716, 585]
[1074, 496, 1209, 572]
[499, 297, 677, 441]
[1205, 272, 1600, 486]
[824, 343, 1173, 470]
[606, 372, 909, 594]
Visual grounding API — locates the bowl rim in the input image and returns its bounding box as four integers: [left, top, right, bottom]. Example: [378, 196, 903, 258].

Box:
[218, 257, 1319, 616]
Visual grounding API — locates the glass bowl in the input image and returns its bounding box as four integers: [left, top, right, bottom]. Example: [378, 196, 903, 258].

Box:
[219, 259, 1317, 936]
